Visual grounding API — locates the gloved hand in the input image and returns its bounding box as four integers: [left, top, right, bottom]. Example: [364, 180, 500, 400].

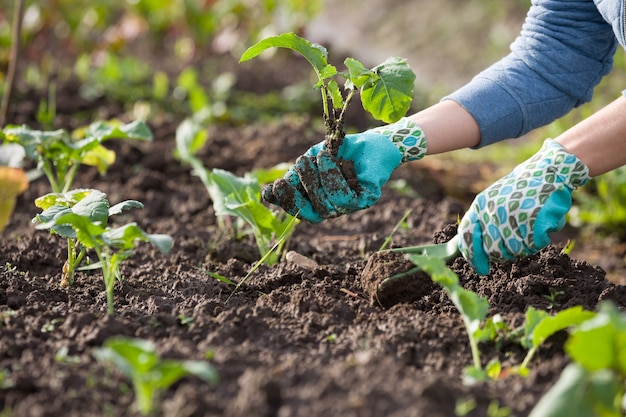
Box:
[458, 139, 590, 275]
[262, 118, 428, 223]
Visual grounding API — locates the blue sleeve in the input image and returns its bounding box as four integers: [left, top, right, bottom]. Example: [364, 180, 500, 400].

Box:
[444, 0, 618, 148]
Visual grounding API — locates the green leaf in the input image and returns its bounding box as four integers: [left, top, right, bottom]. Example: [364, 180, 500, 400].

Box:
[360, 57, 415, 123]
[251, 163, 290, 184]
[207, 169, 259, 218]
[406, 254, 488, 334]
[71, 190, 109, 225]
[175, 117, 209, 162]
[94, 337, 159, 376]
[109, 200, 144, 216]
[102, 223, 173, 253]
[521, 306, 549, 349]
[531, 306, 596, 348]
[529, 363, 623, 417]
[327, 79, 343, 109]
[344, 57, 374, 88]
[566, 302, 626, 374]
[80, 144, 116, 174]
[51, 212, 106, 248]
[240, 32, 333, 82]
[84, 120, 153, 142]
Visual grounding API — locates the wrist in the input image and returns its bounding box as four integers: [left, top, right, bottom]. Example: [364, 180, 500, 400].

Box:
[533, 140, 590, 189]
[368, 117, 428, 163]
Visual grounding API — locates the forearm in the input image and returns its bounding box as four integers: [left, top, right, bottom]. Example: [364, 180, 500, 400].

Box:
[407, 100, 480, 154]
[556, 95, 626, 177]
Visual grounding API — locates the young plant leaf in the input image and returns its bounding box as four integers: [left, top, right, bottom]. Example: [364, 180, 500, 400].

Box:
[360, 57, 415, 123]
[565, 302, 626, 374]
[528, 363, 623, 417]
[94, 336, 218, 416]
[239, 32, 334, 81]
[344, 57, 374, 88]
[530, 305, 596, 348]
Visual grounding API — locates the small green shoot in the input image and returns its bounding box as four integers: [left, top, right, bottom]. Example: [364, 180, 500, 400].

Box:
[378, 209, 412, 251]
[407, 253, 489, 376]
[240, 32, 415, 154]
[1, 119, 153, 193]
[33, 189, 173, 315]
[93, 336, 218, 416]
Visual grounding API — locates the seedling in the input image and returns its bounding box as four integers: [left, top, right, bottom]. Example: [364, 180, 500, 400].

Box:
[33, 189, 173, 314]
[403, 249, 596, 383]
[240, 32, 415, 156]
[1, 119, 153, 193]
[93, 336, 218, 416]
[175, 117, 297, 266]
[32, 189, 141, 287]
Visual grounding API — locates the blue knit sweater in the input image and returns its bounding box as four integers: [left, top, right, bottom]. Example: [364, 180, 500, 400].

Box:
[445, 0, 625, 147]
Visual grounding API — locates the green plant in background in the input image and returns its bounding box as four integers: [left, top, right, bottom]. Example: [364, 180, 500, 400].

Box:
[240, 32, 415, 154]
[175, 115, 297, 266]
[93, 336, 218, 416]
[570, 166, 626, 234]
[33, 189, 173, 314]
[1, 119, 153, 193]
[529, 302, 626, 417]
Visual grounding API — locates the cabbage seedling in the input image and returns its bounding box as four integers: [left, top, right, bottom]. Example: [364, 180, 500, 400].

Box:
[1, 119, 152, 193]
[33, 189, 173, 314]
[240, 32, 415, 155]
[94, 336, 218, 416]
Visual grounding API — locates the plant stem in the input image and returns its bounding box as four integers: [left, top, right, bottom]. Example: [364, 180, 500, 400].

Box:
[335, 88, 356, 135]
[519, 346, 537, 370]
[467, 332, 482, 370]
[41, 161, 61, 193]
[0, 0, 24, 127]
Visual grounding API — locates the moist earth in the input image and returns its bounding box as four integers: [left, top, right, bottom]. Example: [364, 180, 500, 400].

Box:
[2, 53, 626, 417]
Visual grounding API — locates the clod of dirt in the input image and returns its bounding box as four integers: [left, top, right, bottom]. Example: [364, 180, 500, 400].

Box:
[361, 250, 436, 308]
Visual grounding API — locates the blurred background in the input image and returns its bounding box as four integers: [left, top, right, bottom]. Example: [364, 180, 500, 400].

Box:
[2, 0, 626, 273]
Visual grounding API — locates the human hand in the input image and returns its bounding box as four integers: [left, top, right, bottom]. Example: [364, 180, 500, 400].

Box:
[262, 118, 428, 223]
[458, 139, 590, 275]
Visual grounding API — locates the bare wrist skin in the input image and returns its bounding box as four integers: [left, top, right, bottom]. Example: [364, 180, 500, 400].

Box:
[407, 100, 481, 155]
[556, 95, 626, 177]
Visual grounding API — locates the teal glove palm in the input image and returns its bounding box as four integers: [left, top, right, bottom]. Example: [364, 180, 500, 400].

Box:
[458, 139, 590, 275]
[262, 118, 428, 223]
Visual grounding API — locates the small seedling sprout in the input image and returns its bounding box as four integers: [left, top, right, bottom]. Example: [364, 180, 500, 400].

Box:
[33, 189, 173, 314]
[93, 336, 218, 416]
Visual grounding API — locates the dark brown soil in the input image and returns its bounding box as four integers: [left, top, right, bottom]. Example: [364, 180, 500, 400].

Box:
[2, 52, 626, 417]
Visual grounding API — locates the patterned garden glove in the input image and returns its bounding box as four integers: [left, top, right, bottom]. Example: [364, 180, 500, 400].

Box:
[262, 117, 428, 223]
[458, 139, 590, 275]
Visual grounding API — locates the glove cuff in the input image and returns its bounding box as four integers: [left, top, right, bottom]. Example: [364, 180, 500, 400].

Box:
[525, 139, 590, 189]
[369, 117, 428, 163]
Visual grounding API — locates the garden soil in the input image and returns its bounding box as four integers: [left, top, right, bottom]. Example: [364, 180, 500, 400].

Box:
[3, 52, 626, 417]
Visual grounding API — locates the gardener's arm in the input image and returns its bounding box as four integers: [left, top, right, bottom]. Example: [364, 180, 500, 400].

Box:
[556, 95, 626, 177]
[445, 0, 617, 147]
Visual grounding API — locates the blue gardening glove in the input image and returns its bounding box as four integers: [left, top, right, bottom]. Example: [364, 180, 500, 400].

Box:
[262, 117, 428, 223]
[458, 139, 590, 276]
